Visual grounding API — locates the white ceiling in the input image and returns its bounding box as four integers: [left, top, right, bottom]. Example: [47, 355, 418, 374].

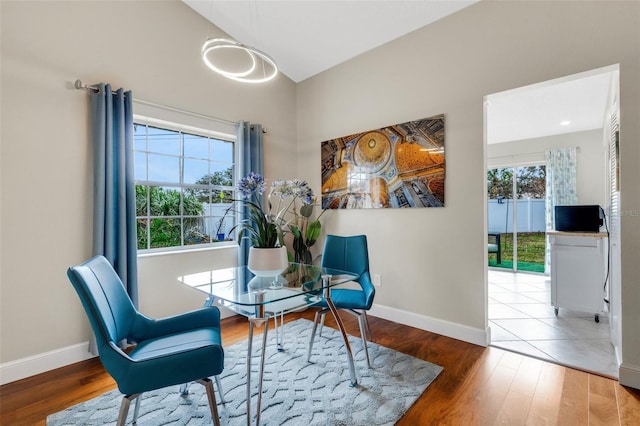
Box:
[183, 0, 613, 143]
[486, 70, 613, 144]
[183, 0, 479, 83]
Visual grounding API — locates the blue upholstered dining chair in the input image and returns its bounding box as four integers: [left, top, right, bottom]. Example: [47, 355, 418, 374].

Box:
[67, 255, 225, 426]
[307, 234, 376, 368]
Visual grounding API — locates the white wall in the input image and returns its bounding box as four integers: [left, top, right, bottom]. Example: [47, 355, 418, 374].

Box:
[488, 129, 607, 207]
[296, 0, 640, 387]
[138, 246, 239, 320]
[0, 0, 297, 382]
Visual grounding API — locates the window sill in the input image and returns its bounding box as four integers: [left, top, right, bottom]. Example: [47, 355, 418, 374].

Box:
[137, 242, 238, 259]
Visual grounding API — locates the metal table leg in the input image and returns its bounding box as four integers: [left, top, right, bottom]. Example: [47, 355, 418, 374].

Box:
[322, 275, 358, 387]
[246, 290, 269, 426]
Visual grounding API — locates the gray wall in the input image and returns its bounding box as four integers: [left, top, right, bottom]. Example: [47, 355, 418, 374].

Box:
[296, 1, 640, 387]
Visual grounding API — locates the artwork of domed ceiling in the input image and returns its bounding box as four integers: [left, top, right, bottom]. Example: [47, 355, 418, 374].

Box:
[321, 115, 445, 209]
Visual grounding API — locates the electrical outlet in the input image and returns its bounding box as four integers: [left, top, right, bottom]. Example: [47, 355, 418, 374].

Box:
[373, 274, 382, 287]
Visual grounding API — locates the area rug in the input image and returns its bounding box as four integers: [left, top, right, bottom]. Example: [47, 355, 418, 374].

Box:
[47, 319, 442, 425]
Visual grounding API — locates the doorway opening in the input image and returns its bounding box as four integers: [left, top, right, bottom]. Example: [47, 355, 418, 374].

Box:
[484, 64, 620, 378]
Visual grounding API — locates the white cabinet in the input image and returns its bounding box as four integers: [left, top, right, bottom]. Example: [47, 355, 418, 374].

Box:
[549, 231, 608, 322]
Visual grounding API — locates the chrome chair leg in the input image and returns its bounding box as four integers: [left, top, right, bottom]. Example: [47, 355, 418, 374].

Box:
[357, 313, 371, 368]
[362, 310, 372, 340]
[214, 375, 226, 405]
[132, 393, 142, 424]
[179, 382, 191, 395]
[117, 393, 140, 426]
[197, 378, 220, 426]
[318, 310, 326, 337]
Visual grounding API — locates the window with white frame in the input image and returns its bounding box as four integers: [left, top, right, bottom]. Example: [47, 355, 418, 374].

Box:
[134, 120, 236, 251]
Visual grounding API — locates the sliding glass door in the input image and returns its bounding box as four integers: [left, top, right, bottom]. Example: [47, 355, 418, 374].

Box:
[487, 166, 546, 273]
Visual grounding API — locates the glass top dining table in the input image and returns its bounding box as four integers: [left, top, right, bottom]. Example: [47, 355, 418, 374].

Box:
[178, 262, 359, 426]
[179, 262, 358, 318]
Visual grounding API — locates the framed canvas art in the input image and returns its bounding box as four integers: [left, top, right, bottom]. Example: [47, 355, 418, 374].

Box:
[321, 114, 445, 209]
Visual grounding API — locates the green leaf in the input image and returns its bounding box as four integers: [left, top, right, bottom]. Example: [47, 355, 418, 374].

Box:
[289, 224, 302, 238]
[300, 204, 314, 218]
[305, 220, 321, 247]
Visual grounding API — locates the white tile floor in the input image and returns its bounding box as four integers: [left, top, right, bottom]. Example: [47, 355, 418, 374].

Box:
[488, 269, 618, 378]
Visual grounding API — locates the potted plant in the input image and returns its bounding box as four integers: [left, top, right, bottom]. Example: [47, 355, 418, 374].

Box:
[231, 173, 287, 277]
[231, 173, 325, 275]
[215, 204, 233, 241]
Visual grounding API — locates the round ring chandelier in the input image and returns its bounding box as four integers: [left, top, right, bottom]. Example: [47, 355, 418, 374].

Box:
[201, 38, 278, 84]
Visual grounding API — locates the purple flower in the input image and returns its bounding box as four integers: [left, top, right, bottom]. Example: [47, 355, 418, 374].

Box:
[270, 179, 314, 204]
[238, 172, 265, 199]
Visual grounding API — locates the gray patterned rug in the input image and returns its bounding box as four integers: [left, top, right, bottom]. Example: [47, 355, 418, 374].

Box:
[47, 319, 442, 425]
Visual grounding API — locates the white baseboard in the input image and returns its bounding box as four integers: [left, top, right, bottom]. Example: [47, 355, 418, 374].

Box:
[369, 303, 489, 347]
[619, 363, 640, 390]
[0, 342, 96, 385]
[0, 309, 236, 386]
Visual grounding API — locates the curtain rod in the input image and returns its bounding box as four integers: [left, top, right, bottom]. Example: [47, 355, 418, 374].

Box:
[74, 79, 238, 127]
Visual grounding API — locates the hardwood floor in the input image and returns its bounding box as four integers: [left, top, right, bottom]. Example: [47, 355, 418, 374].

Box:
[2, 311, 639, 425]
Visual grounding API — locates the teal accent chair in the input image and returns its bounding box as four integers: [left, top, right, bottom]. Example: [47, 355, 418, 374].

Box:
[307, 235, 376, 367]
[67, 255, 224, 426]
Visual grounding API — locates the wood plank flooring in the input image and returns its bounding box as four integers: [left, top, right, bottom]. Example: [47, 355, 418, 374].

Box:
[2, 311, 639, 425]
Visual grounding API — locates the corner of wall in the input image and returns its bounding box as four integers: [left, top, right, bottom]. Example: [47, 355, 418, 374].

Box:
[619, 363, 640, 390]
[0, 342, 95, 386]
[369, 304, 488, 347]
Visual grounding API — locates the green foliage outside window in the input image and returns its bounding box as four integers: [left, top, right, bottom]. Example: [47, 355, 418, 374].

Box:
[487, 166, 546, 199]
[185, 169, 234, 203]
[136, 185, 207, 249]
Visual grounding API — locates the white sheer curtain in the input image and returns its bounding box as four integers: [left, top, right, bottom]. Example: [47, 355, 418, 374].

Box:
[545, 147, 577, 271]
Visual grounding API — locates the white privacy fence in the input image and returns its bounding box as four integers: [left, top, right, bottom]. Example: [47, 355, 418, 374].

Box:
[488, 198, 546, 234]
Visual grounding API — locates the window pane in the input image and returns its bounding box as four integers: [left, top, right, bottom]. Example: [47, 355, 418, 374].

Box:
[184, 217, 209, 246]
[148, 186, 181, 216]
[184, 158, 210, 185]
[207, 165, 234, 187]
[134, 152, 147, 181]
[149, 218, 182, 248]
[147, 126, 180, 155]
[136, 217, 149, 250]
[148, 154, 180, 183]
[135, 185, 149, 216]
[214, 189, 234, 203]
[184, 133, 209, 159]
[182, 187, 205, 217]
[212, 139, 234, 162]
[185, 186, 211, 204]
[134, 124, 147, 151]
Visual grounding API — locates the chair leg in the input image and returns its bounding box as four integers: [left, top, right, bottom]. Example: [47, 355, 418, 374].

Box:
[197, 378, 220, 426]
[214, 375, 226, 405]
[357, 313, 371, 369]
[318, 310, 326, 337]
[362, 310, 372, 340]
[132, 393, 142, 424]
[116, 393, 140, 426]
